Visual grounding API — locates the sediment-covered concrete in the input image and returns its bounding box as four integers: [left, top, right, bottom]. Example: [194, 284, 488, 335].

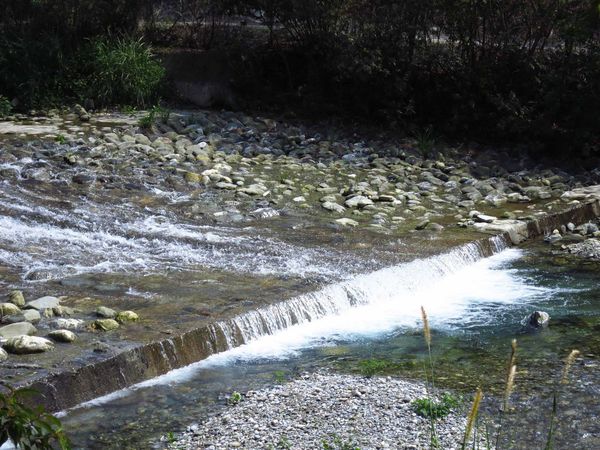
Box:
[25, 194, 600, 413]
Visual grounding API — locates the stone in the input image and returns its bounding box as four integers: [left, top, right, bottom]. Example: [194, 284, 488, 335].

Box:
[0, 347, 7, 362]
[51, 318, 85, 330]
[48, 329, 77, 343]
[96, 306, 117, 318]
[473, 213, 496, 223]
[25, 296, 60, 311]
[322, 201, 346, 214]
[4, 336, 54, 354]
[545, 229, 562, 244]
[0, 302, 20, 316]
[566, 238, 600, 259]
[239, 184, 268, 196]
[22, 309, 41, 323]
[344, 195, 373, 208]
[335, 218, 359, 227]
[522, 311, 550, 329]
[415, 219, 430, 230]
[0, 322, 37, 338]
[116, 311, 139, 323]
[93, 318, 119, 331]
[8, 290, 25, 307]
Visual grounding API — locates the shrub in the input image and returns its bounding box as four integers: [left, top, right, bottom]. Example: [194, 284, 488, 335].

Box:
[0, 383, 70, 450]
[78, 37, 165, 107]
[0, 95, 11, 118]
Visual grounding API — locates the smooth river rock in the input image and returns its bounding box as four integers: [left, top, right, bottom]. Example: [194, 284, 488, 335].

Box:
[96, 306, 117, 318]
[0, 322, 37, 338]
[0, 302, 21, 316]
[4, 336, 54, 354]
[8, 290, 25, 307]
[93, 318, 120, 331]
[48, 329, 77, 343]
[116, 310, 139, 323]
[0, 347, 7, 361]
[25, 296, 60, 310]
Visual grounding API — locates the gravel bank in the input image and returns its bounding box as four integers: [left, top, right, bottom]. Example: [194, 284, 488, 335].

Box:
[169, 371, 472, 450]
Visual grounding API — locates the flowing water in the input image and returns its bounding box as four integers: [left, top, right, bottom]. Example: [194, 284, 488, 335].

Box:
[58, 242, 600, 449]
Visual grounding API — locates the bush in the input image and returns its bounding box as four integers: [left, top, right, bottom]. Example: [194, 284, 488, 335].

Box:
[0, 95, 11, 118]
[77, 37, 165, 107]
[0, 383, 70, 450]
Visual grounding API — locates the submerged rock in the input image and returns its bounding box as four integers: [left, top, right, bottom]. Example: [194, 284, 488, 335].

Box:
[48, 329, 77, 343]
[4, 336, 54, 354]
[51, 318, 85, 330]
[522, 311, 550, 329]
[96, 306, 117, 318]
[116, 310, 139, 323]
[93, 318, 119, 331]
[0, 322, 37, 338]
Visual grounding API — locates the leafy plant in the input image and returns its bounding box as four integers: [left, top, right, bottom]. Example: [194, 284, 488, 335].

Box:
[277, 435, 292, 449]
[0, 95, 11, 118]
[412, 393, 461, 420]
[80, 37, 165, 107]
[55, 134, 67, 145]
[414, 126, 436, 159]
[0, 383, 71, 450]
[138, 105, 170, 129]
[228, 391, 242, 405]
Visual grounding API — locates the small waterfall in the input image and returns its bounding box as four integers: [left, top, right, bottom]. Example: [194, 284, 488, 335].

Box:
[212, 234, 511, 348]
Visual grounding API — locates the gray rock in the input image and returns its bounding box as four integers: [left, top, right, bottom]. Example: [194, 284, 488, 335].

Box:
[0, 322, 37, 338]
[51, 318, 85, 330]
[4, 336, 54, 354]
[0, 347, 7, 362]
[344, 195, 373, 208]
[335, 218, 359, 227]
[322, 201, 346, 214]
[522, 311, 550, 329]
[96, 306, 117, 318]
[239, 184, 268, 196]
[566, 238, 600, 259]
[25, 296, 60, 311]
[415, 219, 430, 230]
[23, 309, 41, 323]
[48, 329, 77, 343]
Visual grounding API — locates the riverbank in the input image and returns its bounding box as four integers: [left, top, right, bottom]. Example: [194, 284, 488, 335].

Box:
[167, 371, 472, 450]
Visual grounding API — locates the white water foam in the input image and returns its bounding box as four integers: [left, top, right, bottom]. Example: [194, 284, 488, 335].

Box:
[65, 244, 558, 413]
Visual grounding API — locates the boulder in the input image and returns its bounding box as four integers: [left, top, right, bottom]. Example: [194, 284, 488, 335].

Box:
[48, 329, 77, 343]
[321, 201, 346, 214]
[93, 318, 119, 331]
[25, 296, 60, 311]
[51, 318, 85, 330]
[0, 322, 37, 338]
[116, 311, 139, 323]
[8, 290, 25, 307]
[522, 311, 550, 329]
[0, 302, 21, 316]
[0, 347, 7, 362]
[22, 309, 41, 323]
[96, 306, 117, 318]
[344, 195, 373, 208]
[4, 336, 54, 354]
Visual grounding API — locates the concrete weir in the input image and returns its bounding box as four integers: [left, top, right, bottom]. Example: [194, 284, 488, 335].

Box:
[26, 192, 600, 413]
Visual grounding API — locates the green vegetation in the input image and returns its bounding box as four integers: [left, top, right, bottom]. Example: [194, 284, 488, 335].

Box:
[321, 434, 361, 450]
[412, 393, 461, 419]
[0, 95, 11, 118]
[358, 358, 398, 377]
[138, 105, 171, 129]
[228, 391, 242, 405]
[272, 370, 287, 383]
[0, 383, 70, 450]
[79, 37, 165, 108]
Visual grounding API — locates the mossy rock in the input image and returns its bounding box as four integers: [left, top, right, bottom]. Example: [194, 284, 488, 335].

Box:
[93, 318, 120, 331]
[116, 310, 139, 323]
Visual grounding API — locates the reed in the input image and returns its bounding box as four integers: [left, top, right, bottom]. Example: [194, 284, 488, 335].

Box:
[462, 387, 483, 450]
[420, 306, 439, 448]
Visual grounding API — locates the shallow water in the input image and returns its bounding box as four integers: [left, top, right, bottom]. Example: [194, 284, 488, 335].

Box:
[60, 243, 600, 449]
